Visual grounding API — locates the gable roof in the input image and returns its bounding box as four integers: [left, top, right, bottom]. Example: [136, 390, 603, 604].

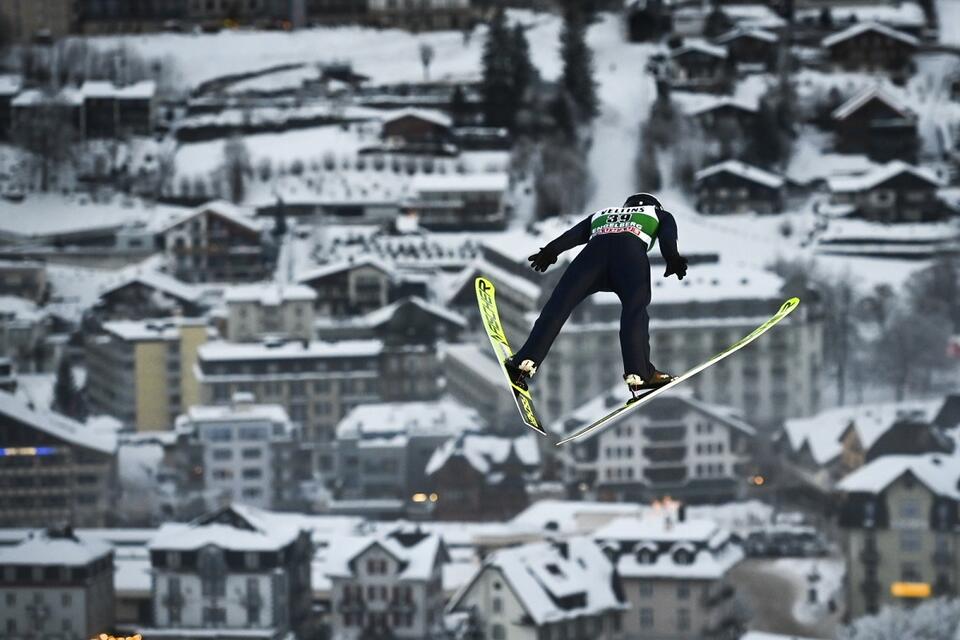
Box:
[158, 200, 262, 235]
[715, 27, 778, 44]
[449, 537, 626, 625]
[0, 530, 113, 566]
[827, 161, 943, 193]
[694, 159, 785, 189]
[0, 390, 116, 454]
[684, 96, 759, 117]
[98, 269, 203, 304]
[360, 296, 466, 329]
[296, 256, 394, 284]
[831, 86, 915, 121]
[822, 21, 919, 48]
[382, 108, 453, 129]
[426, 432, 540, 476]
[325, 529, 445, 582]
[671, 40, 728, 59]
[837, 453, 960, 499]
[149, 503, 303, 551]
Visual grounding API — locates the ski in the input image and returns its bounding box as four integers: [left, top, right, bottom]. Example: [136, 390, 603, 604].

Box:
[475, 276, 547, 435]
[556, 297, 801, 446]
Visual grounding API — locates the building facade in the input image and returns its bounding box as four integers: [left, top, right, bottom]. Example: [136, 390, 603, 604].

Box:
[0, 260, 47, 302]
[821, 22, 918, 79]
[224, 283, 316, 342]
[838, 454, 960, 618]
[86, 317, 211, 430]
[407, 173, 509, 230]
[827, 161, 945, 223]
[695, 160, 786, 214]
[0, 527, 115, 640]
[329, 529, 449, 640]
[563, 391, 757, 503]
[0, 0, 76, 42]
[147, 504, 314, 639]
[0, 391, 117, 528]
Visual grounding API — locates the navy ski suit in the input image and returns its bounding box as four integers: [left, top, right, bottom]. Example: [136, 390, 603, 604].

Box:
[512, 207, 682, 380]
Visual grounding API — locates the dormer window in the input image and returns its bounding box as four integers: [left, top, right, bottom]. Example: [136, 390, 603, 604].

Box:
[673, 548, 694, 565]
[636, 548, 655, 564]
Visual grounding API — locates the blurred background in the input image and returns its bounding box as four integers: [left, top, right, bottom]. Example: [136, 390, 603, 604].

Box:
[0, 0, 958, 638]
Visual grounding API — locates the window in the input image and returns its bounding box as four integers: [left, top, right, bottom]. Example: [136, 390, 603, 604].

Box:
[212, 448, 232, 461]
[241, 448, 262, 460]
[640, 607, 654, 629]
[61, 592, 71, 606]
[492, 597, 502, 613]
[492, 624, 506, 640]
[678, 608, 690, 631]
[677, 583, 690, 599]
[899, 499, 922, 520]
[242, 468, 262, 480]
[900, 531, 923, 553]
[639, 582, 653, 597]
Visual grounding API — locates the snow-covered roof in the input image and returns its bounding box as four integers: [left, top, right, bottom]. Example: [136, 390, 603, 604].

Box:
[695, 160, 785, 189]
[783, 399, 942, 466]
[102, 317, 205, 342]
[183, 402, 290, 426]
[510, 500, 647, 535]
[593, 262, 784, 306]
[740, 632, 820, 640]
[115, 80, 157, 99]
[827, 161, 943, 193]
[441, 343, 504, 388]
[0, 75, 22, 96]
[149, 503, 304, 551]
[323, 529, 444, 582]
[715, 27, 778, 44]
[818, 219, 958, 245]
[831, 85, 914, 121]
[682, 95, 759, 117]
[451, 537, 626, 625]
[98, 269, 203, 304]
[381, 108, 453, 129]
[0, 295, 45, 322]
[158, 200, 262, 234]
[410, 172, 509, 194]
[296, 256, 395, 284]
[223, 282, 316, 304]
[821, 21, 919, 48]
[722, 3, 786, 29]
[594, 515, 718, 543]
[0, 530, 112, 566]
[556, 387, 756, 439]
[671, 40, 728, 60]
[336, 397, 483, 440]
[837, 453, 960, 499]
[0, 390, 117, 454]
[356, 296, 466, 329]
[199, 338, 383, 362]
[425, 433, 540, 476]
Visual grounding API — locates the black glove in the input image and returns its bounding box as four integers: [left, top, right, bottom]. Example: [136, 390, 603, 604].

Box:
[664, 255, 688, 280]
[528, 247, 558, 273]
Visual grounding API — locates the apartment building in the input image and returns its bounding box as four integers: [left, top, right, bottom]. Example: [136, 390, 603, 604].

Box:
[328, 528, 448, 640]
[449, 536, 628, 640]
[146, 503, 313, 639]
[334, 398, 484, 501]
[837, 453, 960, 617]
[0, 391, 117, 528]
[224, 282, 316, 342]
[366, 0, 478, 31]
[176, 394, 309, 510]
[86, 317, 211, 430]
[195, 338, 383, 474]
[0, 527, 115, 639]
[593, 508, 745, 639]
[0, 260, 47, 302]
[0, 0, 76, 42]
[562, 390, 757, 503]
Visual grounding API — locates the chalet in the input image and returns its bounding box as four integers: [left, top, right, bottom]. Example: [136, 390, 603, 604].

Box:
[695, 160, 785, 214]
[625, 0, 672, 42]
[406, 173, 509, 230]
[381, 109, 453, 145]
[827, 161, 945, 223]
[669, 41, 732, 92]
[714, 27, 779, 71]
[424, 432, 540, 521]
[0, 259, 46, 302]
[684, 96, 760, 132]
[831, 86, 917, 161]
[451, 538, 627, 640]
[821, 22, 917, 79]
[11, 87, 84, 135]
[94, 270, 206, 320]
[158, 200, 272, 283]
[297, 257, 396, 316]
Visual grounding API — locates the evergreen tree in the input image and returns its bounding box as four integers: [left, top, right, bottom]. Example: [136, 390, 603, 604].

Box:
[509, 24, 534, 106]
[480, 8, 515, 128]
[703, 6, 733, 38]
[559, 8, 599, 122]
[450, 84, 469, 126]
[635, 129, 661, 191]
[53, 357, 85, 420]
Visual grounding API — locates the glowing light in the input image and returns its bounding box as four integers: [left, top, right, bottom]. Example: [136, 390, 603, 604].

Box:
[429, 493, 439, 502]
[751, 475, 766, 486]
[891, 582, 931, 598]
[412, 493, 428, 503]
[0, 446, 56, 457]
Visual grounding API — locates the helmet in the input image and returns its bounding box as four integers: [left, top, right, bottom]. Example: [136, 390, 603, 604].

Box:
[623, 192, 662, 208]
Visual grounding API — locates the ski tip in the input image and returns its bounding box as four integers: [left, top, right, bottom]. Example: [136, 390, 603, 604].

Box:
[781, 297, 800, 313]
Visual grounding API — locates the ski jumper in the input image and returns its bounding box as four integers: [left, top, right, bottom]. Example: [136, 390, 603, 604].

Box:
[512, 205, 681, 380]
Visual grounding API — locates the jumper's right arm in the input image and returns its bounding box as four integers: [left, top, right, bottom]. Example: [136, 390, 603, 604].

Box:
[528, 215, 592, 272]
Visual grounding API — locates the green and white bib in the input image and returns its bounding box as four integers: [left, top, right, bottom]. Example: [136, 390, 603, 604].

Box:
[589, 205, 660, 250]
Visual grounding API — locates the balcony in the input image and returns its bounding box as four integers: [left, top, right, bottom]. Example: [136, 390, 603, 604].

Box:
[643, 446, 687, 463]
[388, 600, 416, 613]
[337, 599, 367, 613]
[643, 466, 687, 484]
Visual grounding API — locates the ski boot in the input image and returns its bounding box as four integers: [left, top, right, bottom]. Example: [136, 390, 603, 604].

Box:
[624, 369, 675, 402]
[504, 357, 537, 391]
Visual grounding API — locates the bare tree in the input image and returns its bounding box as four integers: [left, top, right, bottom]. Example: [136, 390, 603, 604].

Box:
[12, 94, 78, 192]
[222, 136, 251, 204]
[873, 305, 951, 401]
[419, 43, 435, 82]
[534, 135, 594, 218]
